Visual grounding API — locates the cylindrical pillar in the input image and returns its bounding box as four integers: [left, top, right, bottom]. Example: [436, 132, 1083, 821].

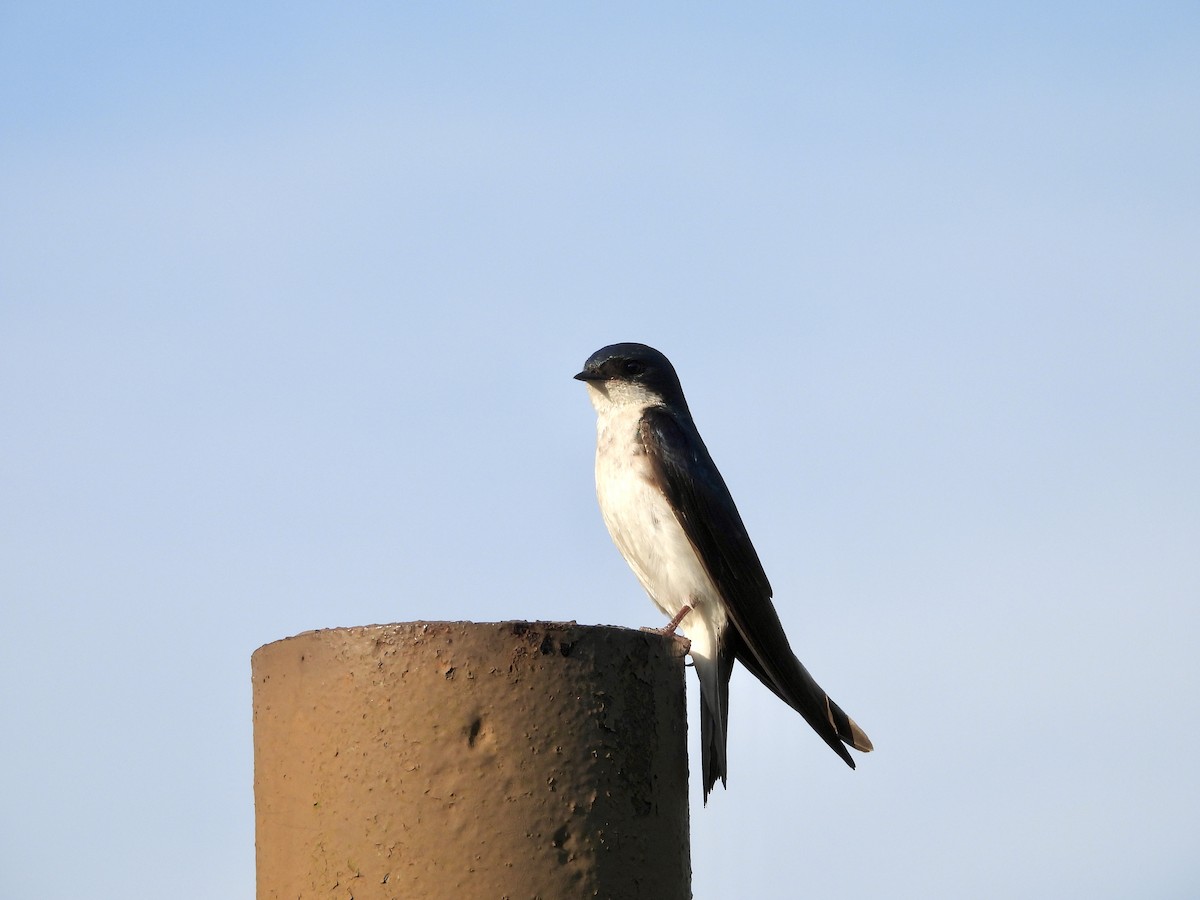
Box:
[253, 621, 691, 899]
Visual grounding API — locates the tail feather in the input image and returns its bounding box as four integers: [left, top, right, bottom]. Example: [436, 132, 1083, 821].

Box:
[732, 636, 873, 764]
[695, 639, 734, 803]
[700, 695, 727, 801]
[694, 628, 871, 801]
[824, 695, 873, 753]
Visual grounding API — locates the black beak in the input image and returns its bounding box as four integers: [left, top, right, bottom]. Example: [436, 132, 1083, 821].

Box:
[574, 370, 603, 382]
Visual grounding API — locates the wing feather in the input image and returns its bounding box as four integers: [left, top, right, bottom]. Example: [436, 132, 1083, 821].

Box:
[639, 406, 864, 767]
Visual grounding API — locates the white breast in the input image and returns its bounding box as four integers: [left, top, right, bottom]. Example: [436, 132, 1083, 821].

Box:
[586, 385, 728, 661]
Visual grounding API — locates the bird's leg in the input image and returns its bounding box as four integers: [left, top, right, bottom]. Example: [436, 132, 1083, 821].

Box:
[642, 603, 693, 636]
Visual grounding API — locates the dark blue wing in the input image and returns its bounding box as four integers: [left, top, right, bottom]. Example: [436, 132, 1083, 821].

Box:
[638, 407, 772, 603]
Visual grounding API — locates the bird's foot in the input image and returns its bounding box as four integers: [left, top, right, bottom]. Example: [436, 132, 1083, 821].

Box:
[640, 604, 693, 636]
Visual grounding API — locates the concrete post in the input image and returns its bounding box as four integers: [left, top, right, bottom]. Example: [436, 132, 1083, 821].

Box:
[253, 621, 691, 899]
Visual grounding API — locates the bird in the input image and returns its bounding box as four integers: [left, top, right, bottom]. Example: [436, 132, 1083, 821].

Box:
[575, 342, 872, 800]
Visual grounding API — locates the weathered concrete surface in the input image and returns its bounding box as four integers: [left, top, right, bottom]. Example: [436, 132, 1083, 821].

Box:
[253, 621, 691, 899]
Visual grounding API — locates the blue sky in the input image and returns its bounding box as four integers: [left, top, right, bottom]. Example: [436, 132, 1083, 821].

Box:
[2, 3, 1198, 898]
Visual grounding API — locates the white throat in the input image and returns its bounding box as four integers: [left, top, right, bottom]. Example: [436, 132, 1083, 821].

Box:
[584, 379, 662, 417]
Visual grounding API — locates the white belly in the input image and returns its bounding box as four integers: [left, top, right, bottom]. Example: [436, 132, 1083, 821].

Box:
[591, 403, 728, 659]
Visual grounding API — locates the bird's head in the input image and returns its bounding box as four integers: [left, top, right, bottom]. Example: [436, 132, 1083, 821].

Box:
[574, 342, 688, 413]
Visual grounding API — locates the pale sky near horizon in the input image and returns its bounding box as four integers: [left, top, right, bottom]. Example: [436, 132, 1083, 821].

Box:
[2, 4, 1198, 898]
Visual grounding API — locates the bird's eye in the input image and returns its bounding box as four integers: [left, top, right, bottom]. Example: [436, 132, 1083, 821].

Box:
[622, 360, 646, 377]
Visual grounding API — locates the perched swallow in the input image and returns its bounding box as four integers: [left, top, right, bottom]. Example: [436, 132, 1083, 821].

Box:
[575, 342, 872, 799]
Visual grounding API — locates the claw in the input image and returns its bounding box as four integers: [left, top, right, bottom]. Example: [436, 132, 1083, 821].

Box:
[641, 603, 693, 636]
